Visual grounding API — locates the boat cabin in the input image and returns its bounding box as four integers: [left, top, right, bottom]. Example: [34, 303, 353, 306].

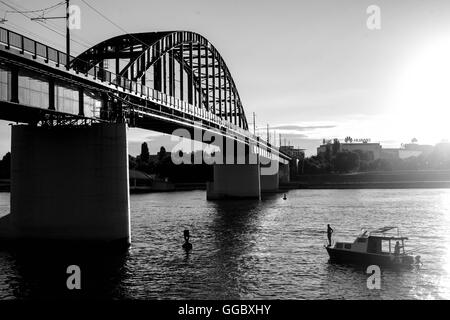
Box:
[334, 226, 408, 255]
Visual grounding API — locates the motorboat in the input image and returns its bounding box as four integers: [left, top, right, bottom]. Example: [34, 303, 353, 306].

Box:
[325, 226, 419, 267]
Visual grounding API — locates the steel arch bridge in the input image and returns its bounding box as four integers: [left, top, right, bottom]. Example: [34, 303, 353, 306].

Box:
[72, 31, 249, 130]
[0, 26, 290, 163]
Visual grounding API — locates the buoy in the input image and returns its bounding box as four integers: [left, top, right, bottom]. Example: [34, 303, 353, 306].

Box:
[182, 229, 193, 251]
[182, 241, 192, 251]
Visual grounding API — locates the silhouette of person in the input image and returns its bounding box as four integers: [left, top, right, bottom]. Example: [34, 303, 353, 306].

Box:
[415, 255, 422, 267]
[283, 194, 287, 200]
[182, 229, 192, 252]
[394, 241, 400, 255]
[327, 224, 334, 247]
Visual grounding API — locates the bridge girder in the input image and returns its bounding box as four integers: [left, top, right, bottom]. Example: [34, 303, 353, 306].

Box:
[71, 31, 248, 130]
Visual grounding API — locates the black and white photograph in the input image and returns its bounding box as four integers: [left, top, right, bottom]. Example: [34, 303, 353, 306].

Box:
[0, 0, 450, 313]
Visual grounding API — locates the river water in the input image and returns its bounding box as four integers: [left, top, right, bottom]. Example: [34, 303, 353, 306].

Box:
[1, 189, 450, 300]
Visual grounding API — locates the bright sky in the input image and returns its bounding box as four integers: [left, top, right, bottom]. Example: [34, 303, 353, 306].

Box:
[1, 0, 450, 156]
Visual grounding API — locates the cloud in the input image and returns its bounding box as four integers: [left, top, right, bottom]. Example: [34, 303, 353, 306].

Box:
[254, 122, 338, 141]
[278, 133, 309, 139]
[268, 124, 336, 131]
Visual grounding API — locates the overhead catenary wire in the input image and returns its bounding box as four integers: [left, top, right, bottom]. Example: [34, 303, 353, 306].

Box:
[0, 1, 119, 79]
[3, 20, 62, 49]
[25, 1, 132, 67]
[79, 0, 153, 49]
[6, 0, 150, 72]
[0, 3, 146, 90]
[0, 0, 96, 54]
[14, 0, 96, 49]
[4, 0, 65, 14]
[1, 0, 95, 49]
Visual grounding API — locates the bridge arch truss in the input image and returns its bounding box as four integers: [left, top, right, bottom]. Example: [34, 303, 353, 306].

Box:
[72, 31, 249, 130]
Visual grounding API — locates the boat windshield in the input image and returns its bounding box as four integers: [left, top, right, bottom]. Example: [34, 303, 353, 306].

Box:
[369, 226, 402, 238]
[368, 236, 407, 255]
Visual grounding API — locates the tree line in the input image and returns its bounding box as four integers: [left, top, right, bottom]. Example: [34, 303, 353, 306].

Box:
[301, 139, 450, 174]
[0, 143, 213, 183]
[2, 139, 449, 180]
[129, 142, 213, 183]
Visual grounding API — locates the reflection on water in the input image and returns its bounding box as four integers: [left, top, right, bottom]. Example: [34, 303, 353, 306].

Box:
[15, 250, 129, 299]
[1, 189, 450, 299]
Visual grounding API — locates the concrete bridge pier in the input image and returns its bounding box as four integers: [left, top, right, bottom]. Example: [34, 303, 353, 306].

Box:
[279, 162, 290, 183]
[206, 163, 261, 200]
[260, 159, 280, 192]
[0, 123, 131, 247]
[206, 140, 261, 200]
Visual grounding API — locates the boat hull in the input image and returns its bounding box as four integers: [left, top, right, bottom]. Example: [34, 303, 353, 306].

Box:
[325, 246, 414, 268]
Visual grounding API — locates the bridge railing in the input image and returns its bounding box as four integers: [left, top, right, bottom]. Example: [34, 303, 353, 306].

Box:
[0, 27, 69, 66]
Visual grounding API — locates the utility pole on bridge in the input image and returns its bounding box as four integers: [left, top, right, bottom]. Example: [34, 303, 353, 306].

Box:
[31, 0, 71, 70]
[66, 0, 70, 70]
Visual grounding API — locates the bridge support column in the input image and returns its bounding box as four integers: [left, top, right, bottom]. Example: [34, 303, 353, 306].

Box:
[0, 123, 130, 247]
[206, 163, 261, 200]
[279, 162, 290, 184]
[260, 160, 279, 192]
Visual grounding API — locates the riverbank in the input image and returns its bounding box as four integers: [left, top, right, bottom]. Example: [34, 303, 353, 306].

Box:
[129, 182, 206, 193]
[285, 170, 450, 189]
[2, 170, 450, 193]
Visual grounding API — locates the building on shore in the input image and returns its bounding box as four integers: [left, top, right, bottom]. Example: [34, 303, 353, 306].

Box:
[341, 142, 382, 160]
[380, 148, 422, 160]
[380, 142, 434, 160]
[317, 141, 382, 160]
[317, 138, 435, 161]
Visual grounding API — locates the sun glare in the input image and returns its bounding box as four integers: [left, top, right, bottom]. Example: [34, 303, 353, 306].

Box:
[390, 36, 450, 144]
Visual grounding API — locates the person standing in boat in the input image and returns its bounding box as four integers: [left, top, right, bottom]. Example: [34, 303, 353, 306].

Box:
[327, 224, 334, 247]
[394, 241, 400, 255]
